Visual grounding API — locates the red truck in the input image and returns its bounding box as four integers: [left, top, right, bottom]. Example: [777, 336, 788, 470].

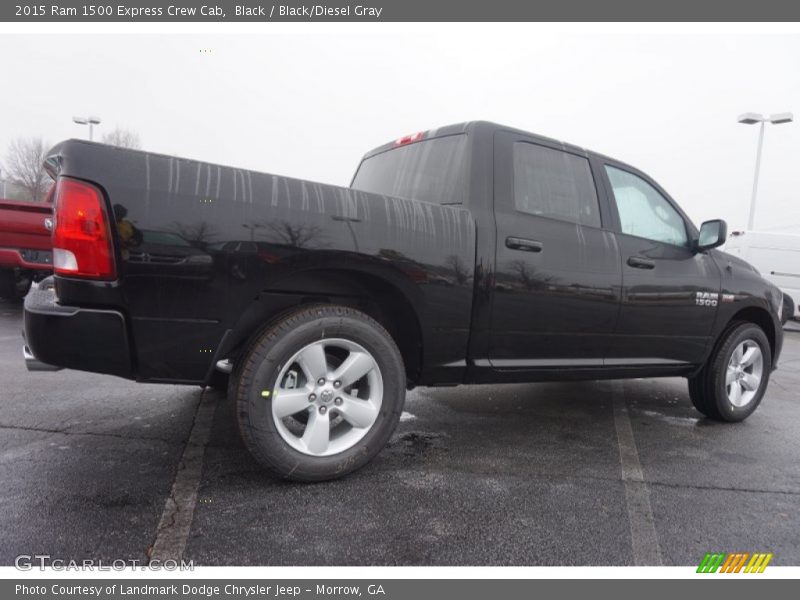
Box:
[0, 194, 53, 301]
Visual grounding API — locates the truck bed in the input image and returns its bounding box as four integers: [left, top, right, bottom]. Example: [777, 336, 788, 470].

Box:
[44, 139, 477, 384]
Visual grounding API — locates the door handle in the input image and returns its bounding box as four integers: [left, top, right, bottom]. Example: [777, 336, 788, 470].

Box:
[505, 237, 543, 253]
[627, 256, 655, 269]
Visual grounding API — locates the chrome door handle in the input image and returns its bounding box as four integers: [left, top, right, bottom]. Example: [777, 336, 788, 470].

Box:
[506, 237, 543, 253]
[627, 256, 655, 269]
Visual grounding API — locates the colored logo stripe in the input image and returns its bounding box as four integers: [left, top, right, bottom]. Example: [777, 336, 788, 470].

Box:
[745, 553, 773, 573]
[697, 552, 773, 573]
[697, 553, 726, 573]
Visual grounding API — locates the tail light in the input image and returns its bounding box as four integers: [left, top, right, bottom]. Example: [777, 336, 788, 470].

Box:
[52, 177, 116, 280]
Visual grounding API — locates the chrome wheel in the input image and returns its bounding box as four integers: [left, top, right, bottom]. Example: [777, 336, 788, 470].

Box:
[725, 339, 763, 408]
[271, 338, 383, 457]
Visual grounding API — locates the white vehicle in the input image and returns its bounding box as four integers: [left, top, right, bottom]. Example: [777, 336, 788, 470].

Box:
[725, 231, 800, 320]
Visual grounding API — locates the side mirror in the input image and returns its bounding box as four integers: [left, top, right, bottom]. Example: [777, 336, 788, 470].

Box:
[695, 219, 728, 252]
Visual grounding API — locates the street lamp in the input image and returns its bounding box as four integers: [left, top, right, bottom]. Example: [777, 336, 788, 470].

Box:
[737, 111, 793, 230]
[72, 115, 102, 141]
[242, 223, 265, 241]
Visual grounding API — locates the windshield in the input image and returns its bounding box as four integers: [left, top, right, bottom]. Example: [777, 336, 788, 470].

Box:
[351, 134, 468, 205]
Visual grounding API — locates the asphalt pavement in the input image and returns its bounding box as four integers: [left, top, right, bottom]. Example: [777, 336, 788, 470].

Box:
[1, 297, 799, 566]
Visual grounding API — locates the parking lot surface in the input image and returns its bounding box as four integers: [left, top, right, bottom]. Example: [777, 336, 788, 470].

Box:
[1, 298, 799, 566]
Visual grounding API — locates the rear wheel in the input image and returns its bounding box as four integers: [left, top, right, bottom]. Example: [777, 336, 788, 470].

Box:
[0, 269, 32, 302]
[232, 304, 405, 481]
[688, 322, 771, 422]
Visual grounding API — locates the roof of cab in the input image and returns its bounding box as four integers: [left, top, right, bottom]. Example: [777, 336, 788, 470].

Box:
[360, 120, 602, 161]
[360, 121, 652, 182]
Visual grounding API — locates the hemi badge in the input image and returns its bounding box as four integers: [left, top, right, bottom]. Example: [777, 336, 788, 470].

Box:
[721, 294, 735, 303]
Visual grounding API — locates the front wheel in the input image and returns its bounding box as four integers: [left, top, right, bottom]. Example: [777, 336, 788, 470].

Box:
[232, 304, 406, 481]
[688, 322, 772, 422]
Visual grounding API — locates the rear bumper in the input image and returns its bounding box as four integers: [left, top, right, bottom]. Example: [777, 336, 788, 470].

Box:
[0, 247, 53, 271]
[23, 285, 133, 378]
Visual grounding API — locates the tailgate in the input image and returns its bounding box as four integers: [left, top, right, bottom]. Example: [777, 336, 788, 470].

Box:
[0, 200, 53, 251]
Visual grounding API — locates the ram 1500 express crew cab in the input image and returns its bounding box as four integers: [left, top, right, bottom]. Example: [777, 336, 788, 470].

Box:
[23, 122, 784, 480]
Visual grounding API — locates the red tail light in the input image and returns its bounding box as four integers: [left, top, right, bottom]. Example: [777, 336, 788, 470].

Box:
[52, 177, 116, 280]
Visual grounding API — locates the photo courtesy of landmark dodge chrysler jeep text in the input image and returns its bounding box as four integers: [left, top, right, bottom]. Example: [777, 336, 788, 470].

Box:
[22, 122, 784, 481]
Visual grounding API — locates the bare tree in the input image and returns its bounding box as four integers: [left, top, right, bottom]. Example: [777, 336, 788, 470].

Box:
[102, 127, 141, 149]
[445, 254, 471, 285]
[2, 137, 50, 202]
[507, 260, 558, 291]
[265, 220, 324, 248]
[168, 221, 219, 247]
[508, 259, 536, 290]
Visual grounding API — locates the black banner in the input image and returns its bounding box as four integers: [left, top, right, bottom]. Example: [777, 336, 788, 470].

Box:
[4, 0, 800, 22]
[5, 579, 799, 600]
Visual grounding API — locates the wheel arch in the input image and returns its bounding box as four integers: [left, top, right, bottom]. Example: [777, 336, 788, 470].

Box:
[721, 306, 777, 361]
[219, 263, 425, 387]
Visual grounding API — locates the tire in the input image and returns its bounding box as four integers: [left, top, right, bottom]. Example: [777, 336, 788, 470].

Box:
[232, 304, 406, 481]
[687, 321, 772, 422]
[0, 269, 32, 302]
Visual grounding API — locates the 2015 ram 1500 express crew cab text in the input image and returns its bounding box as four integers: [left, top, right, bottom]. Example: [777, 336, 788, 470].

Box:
[23, 122, 784, 480]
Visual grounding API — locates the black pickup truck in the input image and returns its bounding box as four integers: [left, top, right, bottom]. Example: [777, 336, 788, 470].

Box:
[23, 122, 784, 481]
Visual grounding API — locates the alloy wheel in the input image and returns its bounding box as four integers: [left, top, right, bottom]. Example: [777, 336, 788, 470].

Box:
[725, 339, 763, 408]
[271, 338, 383, 456]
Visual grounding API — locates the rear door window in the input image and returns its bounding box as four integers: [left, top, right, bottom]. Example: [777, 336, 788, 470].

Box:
[512, 143, 601, 227]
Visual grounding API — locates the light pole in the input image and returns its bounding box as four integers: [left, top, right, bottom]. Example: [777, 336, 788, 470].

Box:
[242, 223, 265, 241]
[737, 112, 793, 230]
[72, 115, 102, 141]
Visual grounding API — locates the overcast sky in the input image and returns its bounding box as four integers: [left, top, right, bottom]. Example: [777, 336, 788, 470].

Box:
[1, 30, 799, 232]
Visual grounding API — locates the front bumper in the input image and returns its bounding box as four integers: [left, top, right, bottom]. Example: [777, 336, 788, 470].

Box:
[23, 284, 133, 378]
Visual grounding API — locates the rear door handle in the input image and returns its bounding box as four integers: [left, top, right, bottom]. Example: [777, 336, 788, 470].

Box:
[627, 256, 655, 269]
[505, 237, 543, 253]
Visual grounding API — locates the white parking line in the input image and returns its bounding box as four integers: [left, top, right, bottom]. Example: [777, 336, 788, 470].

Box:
[149, 390, 216, 563]
[612, 381, 663, 566]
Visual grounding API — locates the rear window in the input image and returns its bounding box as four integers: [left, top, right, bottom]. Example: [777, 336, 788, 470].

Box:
[351, 134, 468, 205]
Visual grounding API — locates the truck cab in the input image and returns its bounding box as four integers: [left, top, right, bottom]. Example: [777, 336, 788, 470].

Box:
[353, 122, 782, 384]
